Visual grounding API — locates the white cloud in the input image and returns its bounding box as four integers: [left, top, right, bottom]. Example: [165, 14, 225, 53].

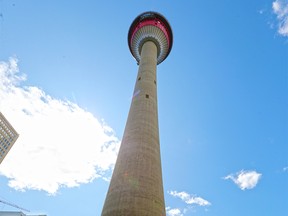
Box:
[283, 167, 288, 172]
[0, 57, 120, 194]
[168, 191, 211, 206]
[272, 0, 288, 36]
[166, 207, 183, 216]
[224, 170, 262, 190]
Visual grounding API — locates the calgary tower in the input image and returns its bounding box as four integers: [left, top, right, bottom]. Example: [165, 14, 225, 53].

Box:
[101, 11, 173, 216]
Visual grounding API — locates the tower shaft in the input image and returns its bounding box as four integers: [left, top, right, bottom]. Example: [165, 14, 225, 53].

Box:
[101, 41, 165, 215]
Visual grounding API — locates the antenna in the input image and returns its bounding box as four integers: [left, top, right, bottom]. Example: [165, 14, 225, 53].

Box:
[0, 198, 30, 212]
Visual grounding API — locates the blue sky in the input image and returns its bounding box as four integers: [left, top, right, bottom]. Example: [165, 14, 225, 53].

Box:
[0, 0, 287, 216]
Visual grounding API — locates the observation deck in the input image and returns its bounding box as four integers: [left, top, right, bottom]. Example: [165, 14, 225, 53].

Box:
[128, 11, 173, 65]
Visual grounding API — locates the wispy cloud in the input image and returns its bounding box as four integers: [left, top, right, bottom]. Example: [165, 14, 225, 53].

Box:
[224, 170, 262, 190]
[283, 166, 288, 172]
[272, 0, 288, 36]
[0, 57, 120, 194]
[168, 190, 211, 206]
[166, 207, 183, 216]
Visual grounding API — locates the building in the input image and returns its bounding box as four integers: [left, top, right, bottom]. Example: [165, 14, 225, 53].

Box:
[101, 12, 173, 215]
[0, 212, 26, 216]
[0, 212, 46, 216]
[0, 112, 19, 164]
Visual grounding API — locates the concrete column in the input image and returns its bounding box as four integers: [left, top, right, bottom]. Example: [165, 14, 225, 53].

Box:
[101, 41, 165, 216]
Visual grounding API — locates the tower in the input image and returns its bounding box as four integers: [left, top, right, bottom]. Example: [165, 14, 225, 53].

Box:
[0, 112, 19, 164]
[101, 12, 173, 216]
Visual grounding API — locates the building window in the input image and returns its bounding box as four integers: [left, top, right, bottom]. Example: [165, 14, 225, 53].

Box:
[146, 94, 149, 99]
[138, 77, 141, 81]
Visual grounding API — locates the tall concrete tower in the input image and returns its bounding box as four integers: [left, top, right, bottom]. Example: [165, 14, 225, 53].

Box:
[101, 11, 173, 216]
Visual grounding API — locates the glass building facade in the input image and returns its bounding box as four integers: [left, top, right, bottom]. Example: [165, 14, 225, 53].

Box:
[0, 112, 19, 164]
